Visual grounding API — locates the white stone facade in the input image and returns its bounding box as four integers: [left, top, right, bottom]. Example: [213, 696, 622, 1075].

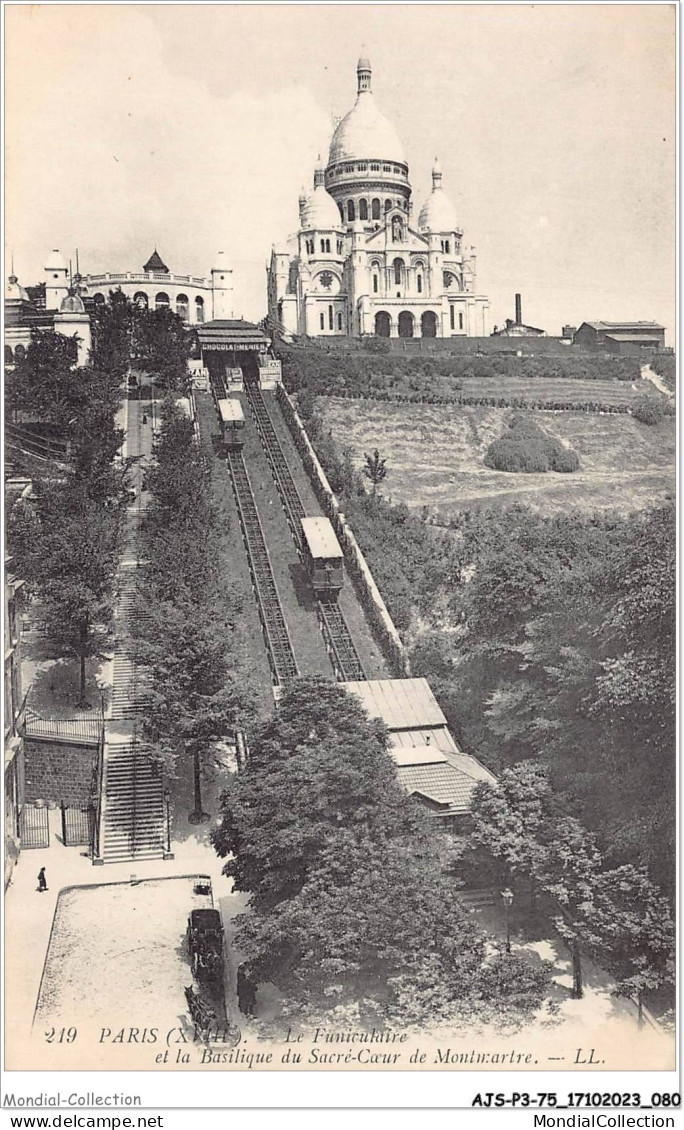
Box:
[43, 249, 233, 325]
[268, 57, 489, 340]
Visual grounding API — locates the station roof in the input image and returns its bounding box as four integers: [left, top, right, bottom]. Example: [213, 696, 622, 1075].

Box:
[341, 677, 447, 730]
[195, 320, 270, 352]
[389, 742, 496, 815]
[217, 398, 244, 423]
[301, 515, 343, 560]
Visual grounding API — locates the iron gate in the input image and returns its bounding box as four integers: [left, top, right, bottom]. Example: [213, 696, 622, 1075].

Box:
[61, 803, 95, 848]
[19, 804, 50, 849]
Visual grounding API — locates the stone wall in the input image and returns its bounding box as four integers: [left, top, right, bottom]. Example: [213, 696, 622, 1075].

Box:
[24, 739, 99, 807]
[277, 385, 410, 676]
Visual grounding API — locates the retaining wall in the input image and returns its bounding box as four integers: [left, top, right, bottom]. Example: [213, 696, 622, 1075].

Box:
[24, 738, 99, 806]
[277, 385, 410, 677]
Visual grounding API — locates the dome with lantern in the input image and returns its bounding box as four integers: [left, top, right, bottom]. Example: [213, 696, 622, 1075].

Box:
[328, 55, 406, 166]
[418, 160, 461, 233]
[5, 272, 29, 303]
[59, 287, 86, 314]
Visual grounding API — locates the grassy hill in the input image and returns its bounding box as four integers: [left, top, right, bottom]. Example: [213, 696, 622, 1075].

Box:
[318, 398, 675, 517]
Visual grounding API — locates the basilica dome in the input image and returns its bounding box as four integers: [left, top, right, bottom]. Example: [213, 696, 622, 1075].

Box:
[418, 160, 460, 233]
[328, 57, 405, 166]
[300, 161, 342, 230]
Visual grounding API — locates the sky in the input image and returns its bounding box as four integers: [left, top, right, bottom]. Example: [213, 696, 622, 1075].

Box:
[5, 3, 676, 339]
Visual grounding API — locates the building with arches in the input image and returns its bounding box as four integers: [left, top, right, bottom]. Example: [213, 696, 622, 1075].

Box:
[267, 55, 489, 339]
[43, 248, 234, 325]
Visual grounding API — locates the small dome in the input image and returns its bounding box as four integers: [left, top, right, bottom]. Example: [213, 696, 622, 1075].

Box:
[60, 288, 85, 314]
[45, 249, 67, 271]
[300, 173, 342, 231]
[418, 162, 459, 233]
[5, 274, 29, 302]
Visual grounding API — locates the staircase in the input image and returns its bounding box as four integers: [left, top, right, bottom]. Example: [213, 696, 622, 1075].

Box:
[100, 739, 166, 863]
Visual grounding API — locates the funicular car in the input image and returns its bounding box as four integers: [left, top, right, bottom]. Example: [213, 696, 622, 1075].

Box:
[188, 908, 224, 980]
[218, 398, 245, 451]
[300, 516, 344, 600]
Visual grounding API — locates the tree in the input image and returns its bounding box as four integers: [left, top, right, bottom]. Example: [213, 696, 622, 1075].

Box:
[579, 865, 675, 1025]
[469, 762, 552, 888]
[9, 477, 122, 706]
[363, 449, 388, 496]
[212, 678, 424, 910]
[13, 330, 79, 426]
[236, 831, 491, 1026]
[138, 597, 254, 818]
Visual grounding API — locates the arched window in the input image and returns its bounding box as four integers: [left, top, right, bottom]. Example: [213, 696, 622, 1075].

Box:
[326, 239, 331, 253]
[5, 345, 14, 365]
[445, 240, 451, 254]
[459, 312, 464, 330]
[155, 292, 170, 310]
[373, 274, 379, 293]
[133, 291, 149, 310]
[176, 294, 189, 320]
[393, 258, 403, 286]
[337, 313, 343, 330]
[384, 198, 392, 212]
[337, 239, 343, 254]
[359, 199, 368, 220]
[321, 239, 326, 253]
[195, 295, 204, 323]
[417, 275, 423, 293]
[450, 305, 455, 331]
[347, 199, 356, 221]
[338, 203, 345, 222]
[328, 305, 333, 330]
[93, 292, 105, 305]
[371, 198, 381, 220]
[320, 312, 325, 330]
[14, 344, 26, 362]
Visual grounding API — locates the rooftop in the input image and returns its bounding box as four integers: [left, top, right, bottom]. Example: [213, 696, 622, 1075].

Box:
[341, 677, 447, 731]
[582, 320, 665, 332]
[300, 516, 343, 560]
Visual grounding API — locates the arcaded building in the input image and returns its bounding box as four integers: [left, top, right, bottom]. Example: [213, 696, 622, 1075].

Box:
[268, 55, 489, 340]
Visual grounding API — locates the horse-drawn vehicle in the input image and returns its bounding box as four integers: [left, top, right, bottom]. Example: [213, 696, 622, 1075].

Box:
[188, 908, 224, 981]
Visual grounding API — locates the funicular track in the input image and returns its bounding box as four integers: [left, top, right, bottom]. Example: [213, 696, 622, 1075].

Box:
[317, 601, 366, 682]
[244, 382, 306, 548]
[227, 450, 299, 685]
[244, 382, 366, 684]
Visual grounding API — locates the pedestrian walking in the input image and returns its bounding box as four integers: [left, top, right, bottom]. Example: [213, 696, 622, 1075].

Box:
[142, 413, 148, 424]
[236, 963, 257, 1017]
[37, 867, 48, 893]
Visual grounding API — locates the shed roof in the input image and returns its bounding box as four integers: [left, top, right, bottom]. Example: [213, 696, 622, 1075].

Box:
[581, 320, 665, 333]
[341, 677, 447, 730]
[300, 516, 343, 559]
[217, 398, 244, 423]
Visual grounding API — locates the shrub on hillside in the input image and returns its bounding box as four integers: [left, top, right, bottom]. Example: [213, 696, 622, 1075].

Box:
[485, 415, 579, 474]
[631, 396, 667, 425]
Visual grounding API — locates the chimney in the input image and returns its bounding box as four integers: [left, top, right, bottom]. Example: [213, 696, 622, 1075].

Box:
[515, 293, 522, 325]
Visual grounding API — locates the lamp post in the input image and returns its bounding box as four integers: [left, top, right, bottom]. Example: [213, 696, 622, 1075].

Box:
[163, 789, 174, 860]
[501, 887, 514, 954]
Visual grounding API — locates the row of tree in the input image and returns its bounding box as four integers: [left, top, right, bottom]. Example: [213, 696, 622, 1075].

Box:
[135, 399, 257, 816]
[7, 325, 131, 706]
[467, 762, 674, 1020]
[212, 678, 552, 1030]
